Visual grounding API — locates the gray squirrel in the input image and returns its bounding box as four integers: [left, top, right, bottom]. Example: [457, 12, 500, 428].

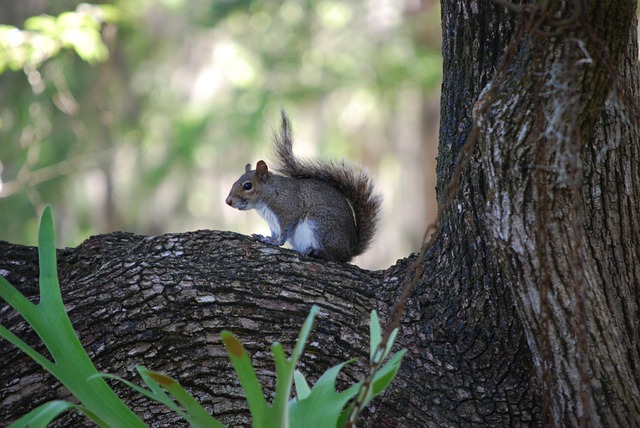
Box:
[225, 110, 381, 262]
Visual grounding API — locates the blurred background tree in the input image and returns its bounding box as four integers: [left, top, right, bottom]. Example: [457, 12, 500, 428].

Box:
[0, 0, 441, 269]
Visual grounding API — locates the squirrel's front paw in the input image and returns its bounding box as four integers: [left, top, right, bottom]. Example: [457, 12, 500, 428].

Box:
[252, 234, 284, 246]
[252, 233, 270, 243]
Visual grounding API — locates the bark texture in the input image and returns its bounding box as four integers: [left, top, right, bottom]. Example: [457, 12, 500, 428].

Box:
[2, 0, 640, 427]
[472, 1, 640, 426]
[0, 231, 540, 427]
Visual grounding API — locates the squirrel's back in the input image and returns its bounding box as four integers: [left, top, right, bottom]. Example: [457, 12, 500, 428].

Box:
[273, 110, 382, 258]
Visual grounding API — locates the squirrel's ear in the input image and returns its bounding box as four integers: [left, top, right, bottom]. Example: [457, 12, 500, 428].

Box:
[256, 160, 269, 179]
[245, 163, 252, 173]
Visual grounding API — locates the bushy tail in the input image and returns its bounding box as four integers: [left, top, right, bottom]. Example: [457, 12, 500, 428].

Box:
[273, 110, 382, 257]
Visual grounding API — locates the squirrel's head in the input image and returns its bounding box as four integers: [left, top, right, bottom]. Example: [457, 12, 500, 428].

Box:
[225, 160, 271, 210]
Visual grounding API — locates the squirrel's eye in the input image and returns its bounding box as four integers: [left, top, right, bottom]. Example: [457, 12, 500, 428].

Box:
[243, 182, 253, 191]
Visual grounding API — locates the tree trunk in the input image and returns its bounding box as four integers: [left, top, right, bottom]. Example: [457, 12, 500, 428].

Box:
[2, 1, 639, 427]
[470, 1, 640, 426]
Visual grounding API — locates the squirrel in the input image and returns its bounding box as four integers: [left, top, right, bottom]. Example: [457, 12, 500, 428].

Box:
[225, 110, 381, 263]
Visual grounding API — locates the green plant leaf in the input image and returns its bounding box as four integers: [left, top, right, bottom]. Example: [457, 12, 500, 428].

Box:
[369, 310, 381, 361]
[0, 277, 37, 328]
[0, 205, 146, 427]
[382, 327, 399, 361]
[289, 360, 358, 428]
[370, 349, 406, 396]
[0, 324, 55, 373]
[270, 341, 291, 427]
[221, 330, 269, 423]
[139, 368, 226, 428]
[38, 205, 60, 307]
[293, 370, 311, 400]
[8, 400, 78, 428]
[291, 305, 319, 364]
[24, 15, 58, 34]
[136, 366, 184, 414]
[94, 366, 229, 427]
[338, 349, 407, 426]
[91, 369, 188, 421]
[271, 305, 321, 427]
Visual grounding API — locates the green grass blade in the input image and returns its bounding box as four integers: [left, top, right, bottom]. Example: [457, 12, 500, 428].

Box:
[293, 370, 311, 400]
[140, 368, 226, 428]
[381, 328, 399, 361]
[271, 305, 321, 427]
[0, 324, 54, 372]
[0, 206, 147, 427]
[0, 276, 37, 321]
[136, 366, 181, 411]
[37, 205, 61, 307]
[91, 371, 189, 421]
[369, 310, 381, 361]
[8, 400, 79, 428]
[370, 349, 406, 396]
[289, 361, 357, 428]
[291, 305, 319, 363]
[221, 330, 269, 422]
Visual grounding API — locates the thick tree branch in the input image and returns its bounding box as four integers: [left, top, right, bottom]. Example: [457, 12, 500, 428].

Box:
[1, 230, 540, 426]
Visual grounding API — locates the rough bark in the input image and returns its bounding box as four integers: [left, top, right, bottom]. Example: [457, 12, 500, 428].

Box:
[2, 0, 640, 427]
[472, 1, 640, 426]
[0, 230, 540, 427]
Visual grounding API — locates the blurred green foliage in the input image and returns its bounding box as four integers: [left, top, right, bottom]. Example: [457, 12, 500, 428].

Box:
[0, 0, 441, 268]
[0, 4, 118, 73]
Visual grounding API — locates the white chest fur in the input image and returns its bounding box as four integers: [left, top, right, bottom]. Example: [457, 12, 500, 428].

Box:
[289, 219, 321, 253]
[256, 204, 281, 238]
[256, 204, 321, 253]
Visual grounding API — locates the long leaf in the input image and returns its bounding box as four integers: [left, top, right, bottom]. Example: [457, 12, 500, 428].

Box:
[293, 370, 311, 400]
[338, 349, 407, 426]
[140, 368, 226, 428]
[271, 305, 321, 428]
[289, 361, 356, 428]
[8, 400, 79, 428]
[370, 350, 406, 396]
[0, 324, 55, 373]
[221, 330, 269, 422]
[381, 328, 399, 361]
[137, 366, 183, 412]
[0, 206, 146, 427]
[37, 205, 61, 307]
[291, 305, 320, 364]
[369, 310, 381, 361]
[91, 371, 189, 421]
[0, 276, 37, 322]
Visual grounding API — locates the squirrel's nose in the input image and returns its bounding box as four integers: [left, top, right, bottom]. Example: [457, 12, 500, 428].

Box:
[225, 196, 232, 206]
